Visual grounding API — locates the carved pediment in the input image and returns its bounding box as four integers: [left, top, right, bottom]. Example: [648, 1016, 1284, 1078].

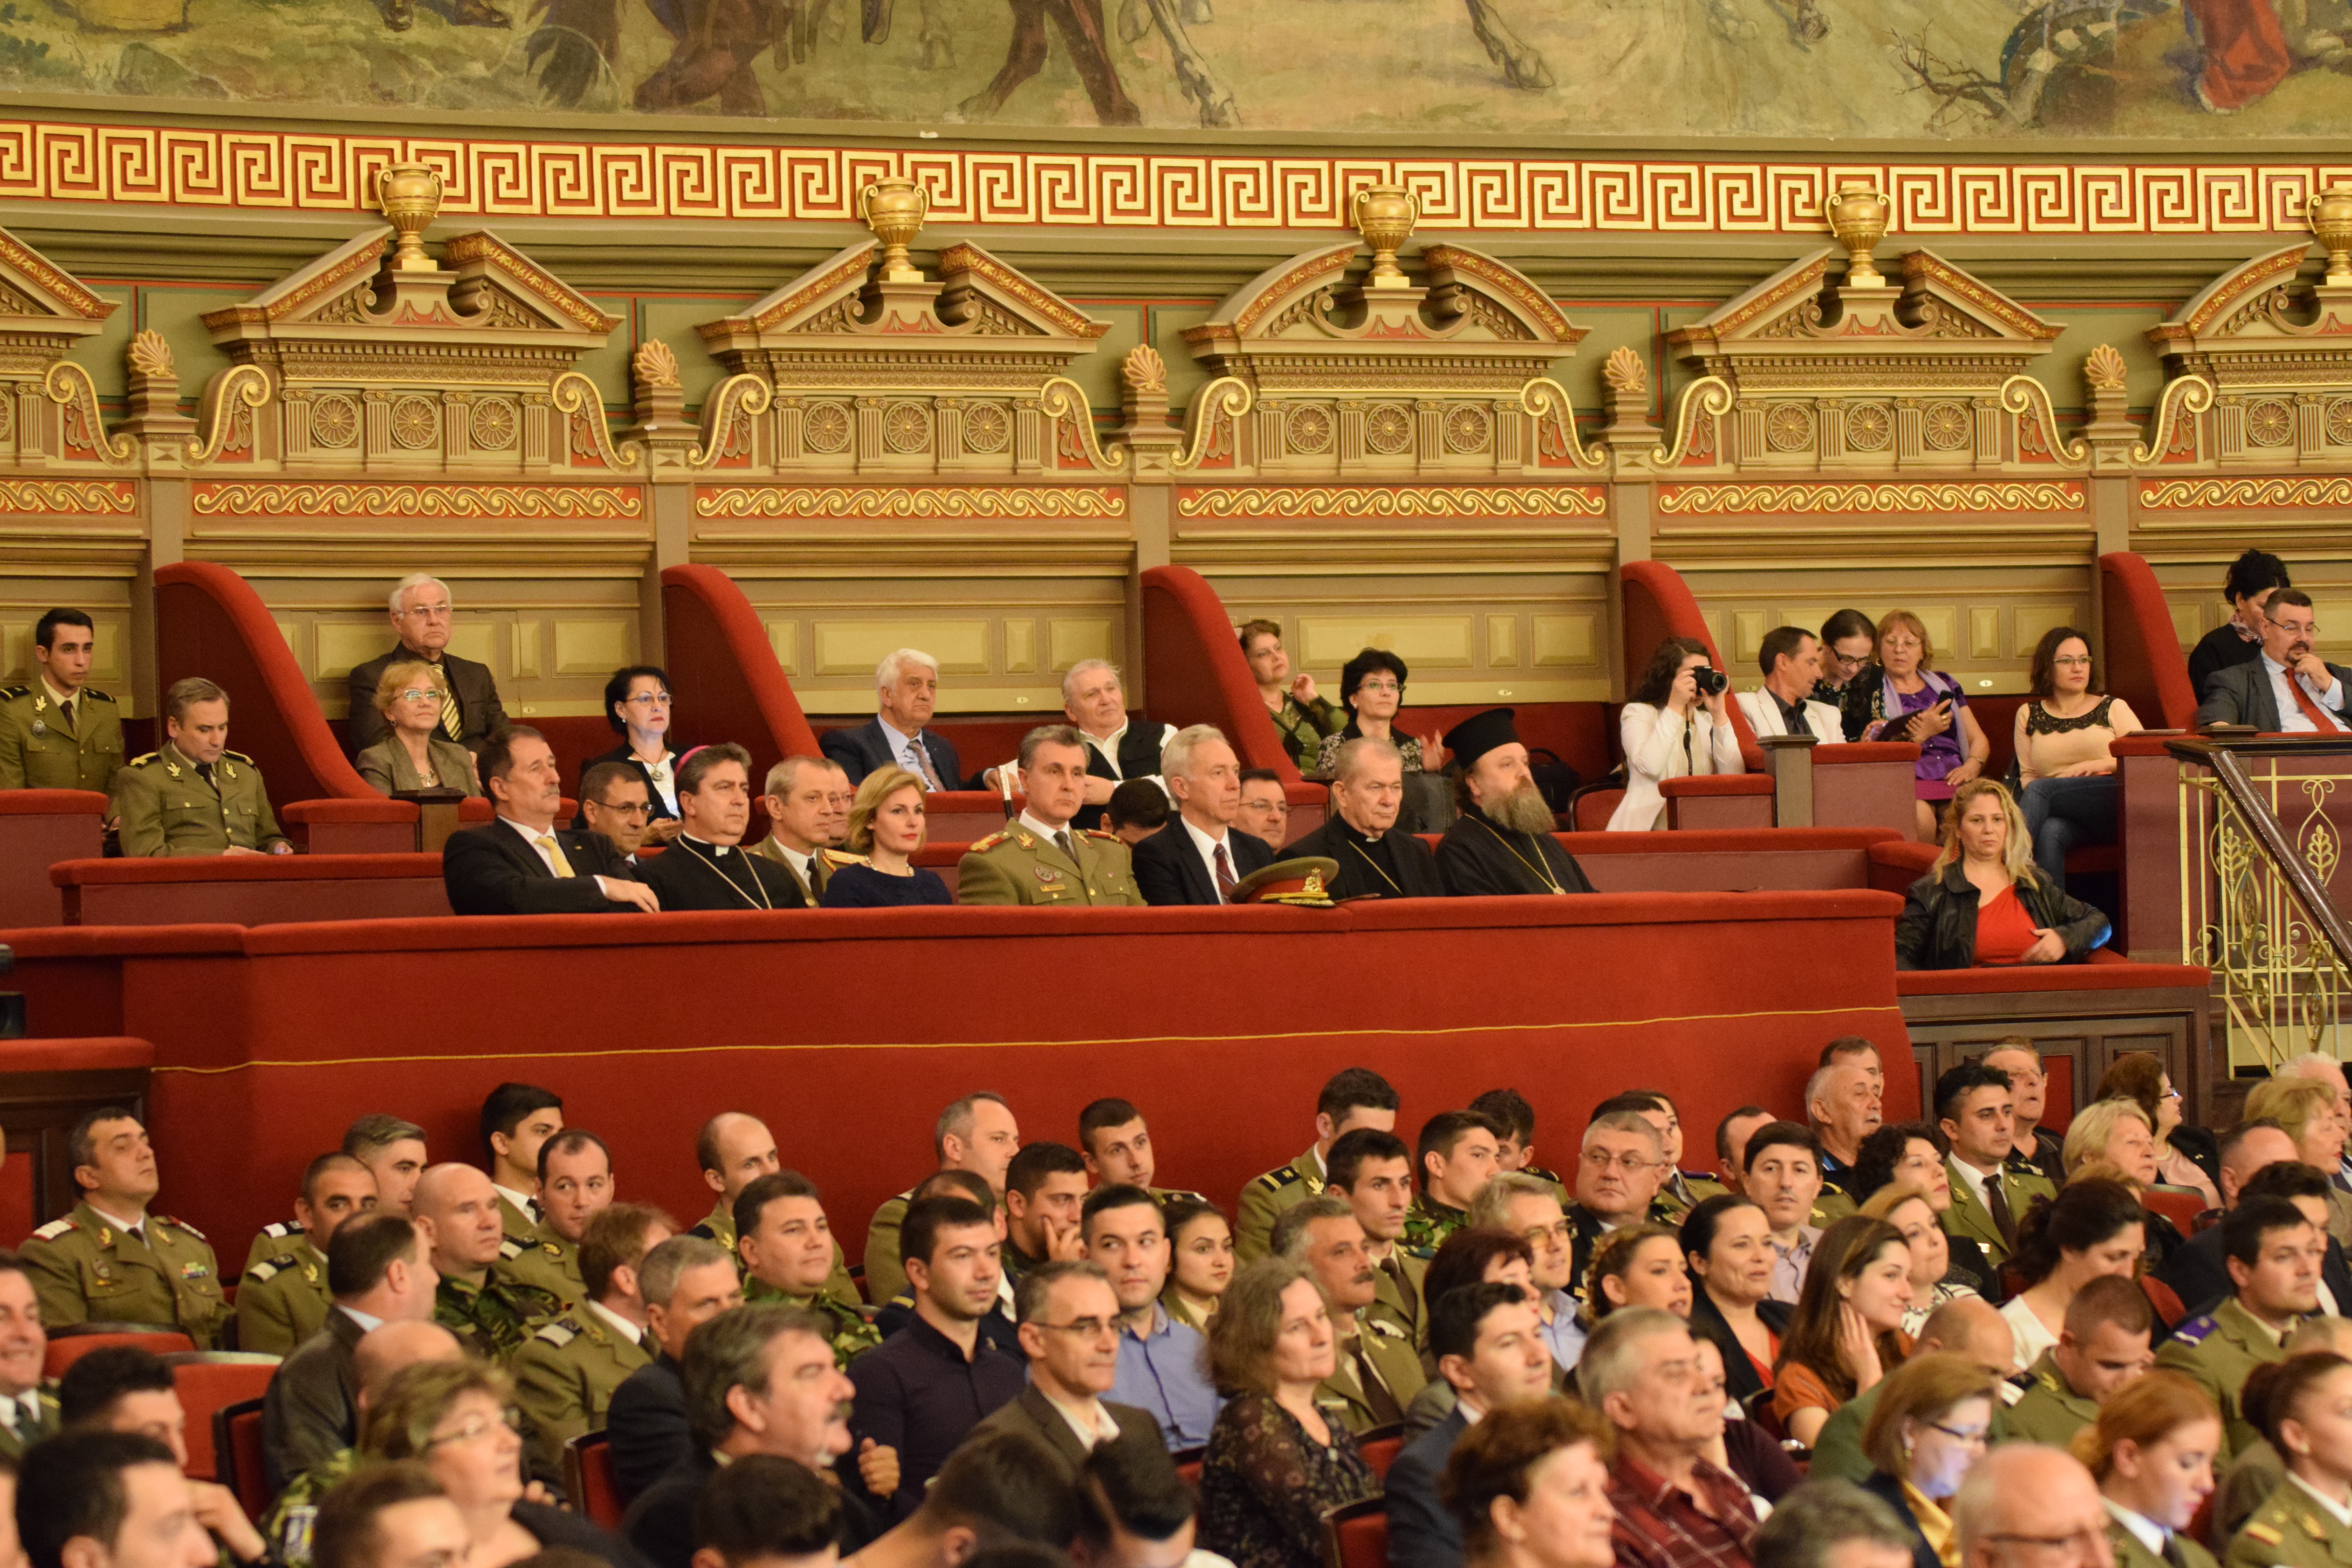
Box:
[0, 226, 117, 373]
[2136, 243, 2352, 468]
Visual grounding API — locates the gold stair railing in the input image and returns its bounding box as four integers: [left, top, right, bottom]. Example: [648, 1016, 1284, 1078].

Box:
[2167, 736, 2352, 1069]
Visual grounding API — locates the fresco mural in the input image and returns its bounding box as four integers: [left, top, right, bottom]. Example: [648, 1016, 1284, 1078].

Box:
[2, 0, 2348, 136]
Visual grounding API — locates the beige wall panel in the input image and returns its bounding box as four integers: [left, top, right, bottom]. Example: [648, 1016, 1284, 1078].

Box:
[1049, 619, 1115, 672]
[1487, 615, 1518, 668]
[1969, 607, 2001, 661]
[1004, 620, 1038, 674]
[815, 620, 991, 679]
[552, 619, 636, 677]
[764, 621, 800, 675]
[1297, 616, 1475, 670]
[1222, 574, 1608, 703]
[0, 586, 132, 695]
[2014, 603, 2087, 657]
[1530, 615, 1596, 666]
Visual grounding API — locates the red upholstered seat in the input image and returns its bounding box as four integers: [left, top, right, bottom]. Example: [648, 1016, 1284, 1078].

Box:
[165, 1354, 279, 1479]
[45, 1328, 195, 1379]
[1321, 1497, 1388, 1568]
[1357, 1425, 1405, 1480]
[0, 789, 107, 928]
[217, 1399, 272, 1517]
[1619, 561, 1764, 771]
[2141, 1189, 2206, 1238]
[568, 1431, 624, 1528]
[2140, 1274, 2187, 1330]
[2101, 552, 2200, 731]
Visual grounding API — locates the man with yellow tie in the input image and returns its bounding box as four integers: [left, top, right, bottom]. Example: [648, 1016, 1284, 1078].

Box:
[441, 726, 662, 915]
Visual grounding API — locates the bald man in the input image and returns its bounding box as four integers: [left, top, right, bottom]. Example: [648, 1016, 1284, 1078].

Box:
[412, 1163, 561, 1361]
[261, 1320, 467, 1542]
[690, 1112, 863, 1310]
[1952, 1445, 2110, 1568]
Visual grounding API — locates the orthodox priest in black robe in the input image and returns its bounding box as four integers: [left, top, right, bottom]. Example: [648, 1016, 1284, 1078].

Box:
[1285, 733, 1445, 900]
[1433, 708, 1595, 897]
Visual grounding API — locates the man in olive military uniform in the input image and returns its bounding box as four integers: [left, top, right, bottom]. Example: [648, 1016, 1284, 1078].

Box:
[512, 1202, 672, 1477]
[236, 1154, 381, 1358]
[1324, 1128, 1428, 1347]
[2156, 1196, 2321, 1462]
[1275, 1197, 1424, 1435]
[956, 727, 1146, 907]
[734, 1171, 883, 1368]
[497, 1128, 616, 1314]
[412, 1163, 559, 1362]
[110, 677, 291, 858]
[21, 1107, 228, 1348]
[1236, 1068, 1401, 1265]
[1936, 1062, 2055, 1273]
[2006, 1276, 2157, 1450]
[1596, 1091, 1727, 1222]
[0, 1259, 57, 1463]
[0, 608, 124, 795]
[481, 1083, 567, 1250]
[752, 755, 853, 904]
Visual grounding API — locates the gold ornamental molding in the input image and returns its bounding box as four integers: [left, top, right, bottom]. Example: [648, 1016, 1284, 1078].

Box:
[0, 478, 138, 515]
[693, 485, 1127, 520]
[191, 482, 644, 519]
[0, 122, 2343, 236]
[2139, 477, 2352, 510]
[1657, 481, 2085, 515]
[1177, 485, 1608, 519]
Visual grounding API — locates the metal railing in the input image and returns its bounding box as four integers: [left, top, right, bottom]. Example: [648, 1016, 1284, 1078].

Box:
[2169, 736, 2352, 1069]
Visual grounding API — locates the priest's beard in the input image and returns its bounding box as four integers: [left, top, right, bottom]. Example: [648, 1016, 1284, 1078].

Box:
[1483, 782, 1556, 835]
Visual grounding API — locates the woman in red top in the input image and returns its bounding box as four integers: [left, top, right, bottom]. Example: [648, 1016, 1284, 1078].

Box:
[1894, 779, 2109, 971]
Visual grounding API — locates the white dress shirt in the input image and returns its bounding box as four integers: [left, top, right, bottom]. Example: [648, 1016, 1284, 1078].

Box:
[492, 1183, 536, 1224]
[1042, 1388, 1122, 1450]
[1019, 810, 1081, 854]
[586, 1299, 646, 1347]
[1180, 815, 1240, 903]
[771, 840, 818, 888]
[1948, 1154, 1998, 1216]
[1081, 722, 1173, 797]
[2291, 1472, 2352, 1527]
[879, 717, 940, 788]
[2101, 1499, 2165, 1558]
[2264, 653, 2347, 733]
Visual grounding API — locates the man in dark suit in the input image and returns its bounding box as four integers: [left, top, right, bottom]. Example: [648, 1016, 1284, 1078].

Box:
[1386, 1280, 1559, 1568]
[821, 648, 985, 789]
[2158, 1144, 2352, 1317]
[442, 728, 660, 916]
[2192, 588, 2350, 733]
[607, 1234, 743, 1506]
[1131, 724, 1274, 906]
[637, 743, 806, 912]
[347, 573, 507, 755]
[260, 1214, 441, 1491]
[972, 1261, 1165, 1478]
[1288, 736, 1443, 900]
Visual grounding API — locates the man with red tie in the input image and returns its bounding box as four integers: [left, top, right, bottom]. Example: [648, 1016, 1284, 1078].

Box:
[1129, 724, 1273, 906]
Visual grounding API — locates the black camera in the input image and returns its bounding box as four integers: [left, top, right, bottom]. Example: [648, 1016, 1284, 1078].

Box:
[1691, 667, 1728, 697]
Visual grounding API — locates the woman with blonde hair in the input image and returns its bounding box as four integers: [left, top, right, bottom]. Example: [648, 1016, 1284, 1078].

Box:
[354, 659, 478, 796]
[1860, 1352, 2000, 1568]
[1443, 1397, 1619, 1568]
[1197, 1258, 1375, 1568]
[1894, 779, 2109, 970]
[2074, 1371, 2222, 1568]
[819, 763, 951, 907]
[2242, 1076, 2352, 1247]
[362, 1360, 633, 1568]
[1844, 610, 1992, 840]
[2065, 1099, 2162, 1186]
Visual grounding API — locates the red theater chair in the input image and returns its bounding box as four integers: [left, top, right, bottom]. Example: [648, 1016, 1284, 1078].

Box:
[1321, 1498, 1388, 1568]
[216, 1398, 272, 1517]
[45, 1325, 195, 1378]
[0, 790, 106, 927]
[2140, 1188, 2207, 1238]
[1357, 1423, 1405, 1480]
[165, 1352, 280, 1480]
[567, 1431, 625, 1529]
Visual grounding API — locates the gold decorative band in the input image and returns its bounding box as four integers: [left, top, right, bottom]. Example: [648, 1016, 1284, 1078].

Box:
[1177, 485, 1608, 519]
[694, 485, 1126, 519]
[0, 479, 138, 515]
[2138, 477, 2352, 510]
[0, 119, 2332, 236]
[191, 482, 643, 519]
[1657, 481, 2086, 515]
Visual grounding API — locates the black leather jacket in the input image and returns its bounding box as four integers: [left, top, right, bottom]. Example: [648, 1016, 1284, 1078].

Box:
[1893, 862, 2109, 971]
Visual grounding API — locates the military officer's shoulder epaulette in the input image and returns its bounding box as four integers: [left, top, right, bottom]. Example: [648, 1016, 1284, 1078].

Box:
[2303, 1510, 2334, 1541]
[819, 848, 869, 867]
[1251, 1165, 1303, 1194]
[1083, 828, 1120, 840]
[224, 750, 256, 765]
[885, 1290, 915, 1311]
[2170, 1313, 2219, 1347]
[2241, 1521, 2283, 1547]
[0, 686, 25, 701]
[532, 1319, 580, 1348]
[258, 1221, 303, 1241]
[497, 1239, 525, 1261]
[1402, 1240, 1439, 1261]
[2009, 1368, 2039, 1394]
[154, 1214, 205, 1241]
[969, 830, 1011, 853]
[1365, 1315, 1409, 1341]
[83, 687, 114, 704]
[28, 1217, 77, 1242]
[247, 1258, 287, 1283]
[126, 752, 160, 768]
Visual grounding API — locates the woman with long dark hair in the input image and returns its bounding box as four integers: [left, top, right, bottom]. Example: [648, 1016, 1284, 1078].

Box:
[1771, 1216, 1915, 1447]
[1607, 636, 1744, 833]
[1998, 1177, 2147, 1371]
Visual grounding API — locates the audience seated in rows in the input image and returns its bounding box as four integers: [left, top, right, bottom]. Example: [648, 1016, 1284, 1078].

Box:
[348, 574, 506, 757]
[1895, 780, 2109, 970]
[1609, 637, 1744, 833]
[354, 661, 478, 797]
[2014, 626, 2142, 897]
[573, 665, 688, 842]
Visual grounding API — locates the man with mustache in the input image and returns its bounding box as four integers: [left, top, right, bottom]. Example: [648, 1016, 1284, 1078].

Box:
[1433, 708, 1594, 896]
[2193, 588, 2350, 732]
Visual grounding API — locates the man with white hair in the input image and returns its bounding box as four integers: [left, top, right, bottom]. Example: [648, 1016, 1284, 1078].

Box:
[1807, 1058, 1882, 1198]
[1059, 659, 1176, 831]
[1950, 1444, 2110, 1568]
[1285, 737, 1443, 899]
[2278, 1052, 2352, 1192]
[821, 648, 981, 790]
[1129, 724, 1273, 905]
[347, 572, 506, 755]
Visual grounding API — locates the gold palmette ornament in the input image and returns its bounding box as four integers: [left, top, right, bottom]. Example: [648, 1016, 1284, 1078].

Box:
[379, 163, 444, 273]
[861, 177, 930, 285]
[1825, 187, 1892, 290]
[2309, 185, 2352, 287]
[1352, 183, 1419, 290]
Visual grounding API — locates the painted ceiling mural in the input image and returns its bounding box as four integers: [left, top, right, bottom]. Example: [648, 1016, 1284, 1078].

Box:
[1, 0, 2347, 135]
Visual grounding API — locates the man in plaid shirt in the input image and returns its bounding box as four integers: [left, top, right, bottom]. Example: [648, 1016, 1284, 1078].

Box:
[1582, 1306, 1768, 1568]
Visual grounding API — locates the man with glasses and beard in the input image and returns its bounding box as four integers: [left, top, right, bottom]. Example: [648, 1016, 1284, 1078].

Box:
[1433, 709, 1593, 897]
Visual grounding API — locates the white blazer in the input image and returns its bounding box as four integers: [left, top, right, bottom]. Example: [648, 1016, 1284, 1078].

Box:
[1606, 702, 1745, 831]
[1736, 686, 1843, 744]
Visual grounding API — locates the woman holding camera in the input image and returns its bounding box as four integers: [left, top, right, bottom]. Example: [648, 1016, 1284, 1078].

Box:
[1607, 636, 1745, 832]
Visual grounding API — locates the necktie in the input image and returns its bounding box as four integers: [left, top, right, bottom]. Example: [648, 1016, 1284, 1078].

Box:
[194, 762, 217, 794]
[1213, 841, 1236, 903]
[2283, 667, 2344, 732]
[1055, 830, 1075, 862]
[1984, 1172, 2016, 1249]
[904, 740, 943, 791]
[535, 835, 576, 878]
[2161, 1534, 2192, 1568]
[439, 684, 464, 742]
[1350, 1338, 1404, 1424]
[55, 695, 74, 735]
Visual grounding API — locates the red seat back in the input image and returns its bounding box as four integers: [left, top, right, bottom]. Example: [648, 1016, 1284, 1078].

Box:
[2139, 1273, 2187, 1330]
[167, 1356, 279, 1480]
[2100, 551, 2199, 730]
[1321, 1498, 1388, 1568]
[1140, 565, 1303, 782]
[45, 1330, 194, 1379]
[1619, 561, 1764, 770]
[2140, 1188, 2206, 1239]
[568, 1431, 624, 1529]
[659, 565, 825, 828]
[216, 1399, 271, 1519]
[1357, 1426, 1405, 1480]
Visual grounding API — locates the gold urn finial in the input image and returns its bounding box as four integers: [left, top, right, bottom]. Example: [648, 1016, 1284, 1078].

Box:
[860, 176, 930, 285]
[2310, 185, 2352, 287]
[1824, 186, 1892, 290]
[378, 163, 445, 273]
[1351, 183, 1419, 290]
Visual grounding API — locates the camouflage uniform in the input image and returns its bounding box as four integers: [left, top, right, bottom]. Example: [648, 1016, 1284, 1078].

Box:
[261, 1447, 361, 1568]
[740, 1285, 882, 1368]
[1400, 1198, 1467, 1260]
[434, 1248, 563, 1361]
